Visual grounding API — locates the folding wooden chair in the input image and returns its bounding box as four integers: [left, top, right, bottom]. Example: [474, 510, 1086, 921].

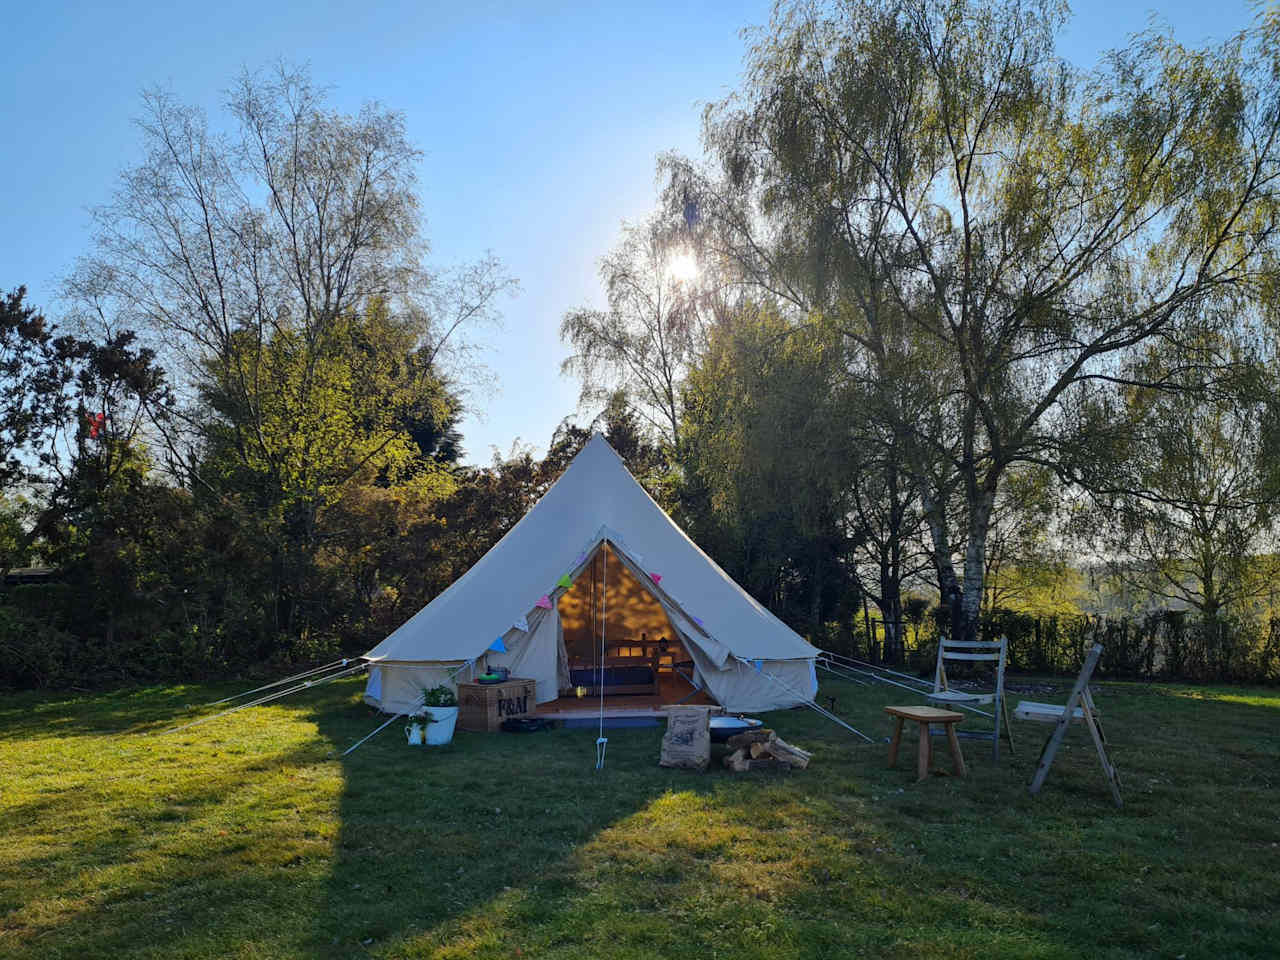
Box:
[927, 634, 1014, 762]
[1018, 643, 1122, 807]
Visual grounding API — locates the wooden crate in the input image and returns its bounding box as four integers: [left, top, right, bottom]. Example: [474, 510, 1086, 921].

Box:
[457, 677, 537, 733]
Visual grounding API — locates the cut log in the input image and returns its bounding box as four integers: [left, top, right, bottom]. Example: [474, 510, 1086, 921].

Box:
[762, 737, 811, 769]
[721, 748, 750, 772]
[746, 757, 791, 771]
[725, 729, 775, 749]
[749, 742, 770, 758]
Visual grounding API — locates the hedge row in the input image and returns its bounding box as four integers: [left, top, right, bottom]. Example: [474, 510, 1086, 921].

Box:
[817, 608, 1280, 685]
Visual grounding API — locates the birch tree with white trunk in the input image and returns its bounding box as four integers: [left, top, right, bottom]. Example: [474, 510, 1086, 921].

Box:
[665, 0, 1280, 641]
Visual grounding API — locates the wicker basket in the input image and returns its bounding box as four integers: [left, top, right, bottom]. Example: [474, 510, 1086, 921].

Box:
[457, 678, 537, 732]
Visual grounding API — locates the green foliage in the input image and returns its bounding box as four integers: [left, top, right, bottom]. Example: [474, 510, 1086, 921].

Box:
[0, 604, 80, 688]
[0, 287, 85, 491]
[421, 684, 457, 708]
[681, 304, 857, 631]
[1072, 335, 1280, 619]
[201, 299, 457, 510]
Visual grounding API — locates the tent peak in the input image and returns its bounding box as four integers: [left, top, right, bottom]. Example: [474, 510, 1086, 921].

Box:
[572, 431, 630, 472]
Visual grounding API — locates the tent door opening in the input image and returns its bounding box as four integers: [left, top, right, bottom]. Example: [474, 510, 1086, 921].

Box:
[551, 542, 712, 709]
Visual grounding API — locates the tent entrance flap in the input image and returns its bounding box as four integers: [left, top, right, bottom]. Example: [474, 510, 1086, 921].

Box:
[557, 542, 708, 705]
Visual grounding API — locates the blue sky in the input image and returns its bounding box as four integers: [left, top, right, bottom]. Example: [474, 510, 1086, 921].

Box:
[2, 0, 1259, 464]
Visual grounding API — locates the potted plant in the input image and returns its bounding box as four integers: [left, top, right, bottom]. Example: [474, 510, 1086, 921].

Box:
[421, 685, 459, 745]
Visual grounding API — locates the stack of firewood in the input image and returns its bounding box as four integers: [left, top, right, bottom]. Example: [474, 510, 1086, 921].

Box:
[721, 728, 812, 772]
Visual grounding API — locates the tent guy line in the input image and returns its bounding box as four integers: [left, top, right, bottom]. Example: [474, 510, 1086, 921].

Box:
[205, 658, 353, 706]
[340, 711, 405, 758]
[158, 662, 368, 736]
[739, 656, 875, 742]
[817, 650, 994, 720]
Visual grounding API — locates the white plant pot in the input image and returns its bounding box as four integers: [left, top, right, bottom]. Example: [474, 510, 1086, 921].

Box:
[405, 722, 424, 746]
[424, 706, 458, 745]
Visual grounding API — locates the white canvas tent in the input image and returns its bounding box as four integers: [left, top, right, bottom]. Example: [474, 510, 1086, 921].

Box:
[361, 433, 819, 715]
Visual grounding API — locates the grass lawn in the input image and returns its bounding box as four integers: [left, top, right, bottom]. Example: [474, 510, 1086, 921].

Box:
[1, 673, 1277, 959]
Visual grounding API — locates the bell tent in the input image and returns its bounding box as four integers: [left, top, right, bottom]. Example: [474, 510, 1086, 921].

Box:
[360, 433, 819, 716]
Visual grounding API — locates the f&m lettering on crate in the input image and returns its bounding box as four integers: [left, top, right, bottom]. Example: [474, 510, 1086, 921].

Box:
[457, 678, 536, 732]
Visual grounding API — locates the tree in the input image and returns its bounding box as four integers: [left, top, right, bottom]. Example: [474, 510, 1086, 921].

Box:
[841, 340, 934, 661]
[67, 65, 515, 641]
[1076, 340, 1280, 620]
[1, 288, 172, 589]
[0, 287, 84, 494]
[666, 0, 1280, 641]
[561, 215, 711, 452]
[681, 304, 858, 635]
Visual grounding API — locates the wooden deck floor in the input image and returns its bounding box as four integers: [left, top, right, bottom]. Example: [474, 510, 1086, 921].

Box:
[535, 673, 716, 719]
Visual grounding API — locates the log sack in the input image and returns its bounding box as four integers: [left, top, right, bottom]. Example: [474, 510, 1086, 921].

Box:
[659, 707, 713, 771]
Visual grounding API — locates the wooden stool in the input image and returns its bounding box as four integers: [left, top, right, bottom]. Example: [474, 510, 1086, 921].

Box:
[884, 705, 967, 782]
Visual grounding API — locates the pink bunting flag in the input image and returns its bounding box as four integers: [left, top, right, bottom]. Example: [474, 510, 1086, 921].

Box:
[535, 595, 552, 609]
[649, 572, 662, 585]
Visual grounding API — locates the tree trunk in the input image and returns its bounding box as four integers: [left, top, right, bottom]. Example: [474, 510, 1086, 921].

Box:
[921, 485, 959, 604]
[960, 484, 996, 643]
[809, 544, 824, 640]
[880, 579, 903, 665]
[862, 592, 875, 662]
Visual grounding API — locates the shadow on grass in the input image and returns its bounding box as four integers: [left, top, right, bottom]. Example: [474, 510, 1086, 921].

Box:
[3, 676, 1277, 959]
[307, 700, 715, 957]
[0, 684, 225, 740]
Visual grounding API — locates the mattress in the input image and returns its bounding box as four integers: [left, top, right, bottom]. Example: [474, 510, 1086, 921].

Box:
[569, 666, 655, 686]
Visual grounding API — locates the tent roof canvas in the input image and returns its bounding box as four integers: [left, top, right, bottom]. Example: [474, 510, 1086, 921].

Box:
[363, 433, 816, 667]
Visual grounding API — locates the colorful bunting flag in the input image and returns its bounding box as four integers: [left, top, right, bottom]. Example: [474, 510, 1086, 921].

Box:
[649, 572, 662, 584]
[535, 595, 552, 610]
[513, 616, 529, 633]
[753, 659, 763, 673]
[489, 637, 507, 653]
[575, 551, 588, 566]
[691, 615, 704, 627]
[557, 574, 572, 590]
